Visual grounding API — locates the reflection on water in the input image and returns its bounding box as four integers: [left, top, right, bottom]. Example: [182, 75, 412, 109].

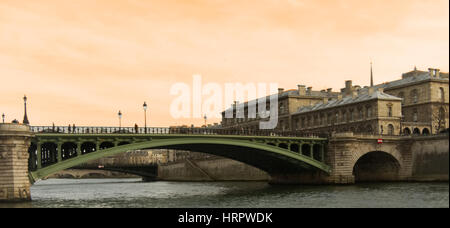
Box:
[1, 179, 448, 208]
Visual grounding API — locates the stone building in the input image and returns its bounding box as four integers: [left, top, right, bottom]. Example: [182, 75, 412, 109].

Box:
[376, 68, 449, 135]
[221, 67, 449, 136]
[292, 86, 403, 135]
[221, 86, 339, 130]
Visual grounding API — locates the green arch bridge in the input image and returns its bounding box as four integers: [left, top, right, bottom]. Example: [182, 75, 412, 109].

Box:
[28, 126, 330, 183]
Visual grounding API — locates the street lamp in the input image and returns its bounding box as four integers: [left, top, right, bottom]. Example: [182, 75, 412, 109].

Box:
[23, 95, 29, 125]
[204, 114, 207, 127]
[143, 101, 148, 134]
[118, 110, 122, 131]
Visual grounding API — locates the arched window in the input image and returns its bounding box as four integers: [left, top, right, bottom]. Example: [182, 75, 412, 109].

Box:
[411, 89, 418, 104]
[440, 87, 445, 102]
[388, 106, 393, 117]
[359, 108, 363, 119]
[388, 124, 394, 135]
[403, 128, 411, 135]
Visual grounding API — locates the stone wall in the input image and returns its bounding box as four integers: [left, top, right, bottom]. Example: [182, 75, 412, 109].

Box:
[157, 157, 269, 181]
[410, 136, 449, 181]
[0, 124, 32, 202]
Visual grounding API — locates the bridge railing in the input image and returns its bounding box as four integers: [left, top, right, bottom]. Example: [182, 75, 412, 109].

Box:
[30, 126, 326, 138]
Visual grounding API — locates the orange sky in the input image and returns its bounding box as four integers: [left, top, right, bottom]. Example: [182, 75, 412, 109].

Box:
[0, 0, 448, 127]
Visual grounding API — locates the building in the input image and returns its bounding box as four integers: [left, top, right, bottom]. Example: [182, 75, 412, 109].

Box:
[221, 67, 449, 136]
[221, 86, 339, 130]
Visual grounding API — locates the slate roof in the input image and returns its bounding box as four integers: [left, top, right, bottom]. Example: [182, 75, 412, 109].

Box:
[294, 90, 401, 114]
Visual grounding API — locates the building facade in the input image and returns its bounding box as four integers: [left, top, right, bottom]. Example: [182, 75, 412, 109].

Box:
[221, 67, 449, 136]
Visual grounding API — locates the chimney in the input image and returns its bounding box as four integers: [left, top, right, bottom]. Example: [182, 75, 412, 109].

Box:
[307, 87, 312, 94]
[435, 69, 440, 78]
[337, 94, 343, 101]
[345, 80, 353, 95]
[323, 97, 328, 104]
[278, 88, 284, 94]
[368, 87, 375, 95]
[352, 91, 358, 99]
[429, 68, 434, 77]
[298, 85, 306, 96]
[327, 88, 332, 94]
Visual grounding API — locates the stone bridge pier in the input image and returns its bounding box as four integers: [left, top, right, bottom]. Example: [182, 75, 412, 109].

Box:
[326, 132, 448, 184]
[0, 124, 33, 202]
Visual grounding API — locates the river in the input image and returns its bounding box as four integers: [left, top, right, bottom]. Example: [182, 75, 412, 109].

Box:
[1, 179, 448, 208]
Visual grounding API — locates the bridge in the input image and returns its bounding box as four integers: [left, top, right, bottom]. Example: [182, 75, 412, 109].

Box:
[0, 123, 448, 202]
[27, 126, 329, 183]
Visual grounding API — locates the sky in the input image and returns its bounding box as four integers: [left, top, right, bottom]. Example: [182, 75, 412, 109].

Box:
[0, 0, 448, 127]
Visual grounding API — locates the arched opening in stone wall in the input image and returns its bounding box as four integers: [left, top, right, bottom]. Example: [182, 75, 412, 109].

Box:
[422, 128, 430, 135]
[353, 151, 400, 182]
[413, 128, 421, 135]
[387, 124, 394, 135]
[403, 128, 411, 135]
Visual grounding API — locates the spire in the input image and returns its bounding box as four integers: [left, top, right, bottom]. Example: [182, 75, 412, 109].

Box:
[23, 95, 29, 125]
[370, 61, 374, 87]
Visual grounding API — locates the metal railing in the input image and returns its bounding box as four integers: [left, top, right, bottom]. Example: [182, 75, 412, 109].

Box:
[30, 126, 327, 138]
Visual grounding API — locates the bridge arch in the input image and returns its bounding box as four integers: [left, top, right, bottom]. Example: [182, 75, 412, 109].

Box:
[351, 150, 402, 182]
[29, 138, 330, 182]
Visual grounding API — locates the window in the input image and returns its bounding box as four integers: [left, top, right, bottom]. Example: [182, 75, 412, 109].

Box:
[398, 92, 405, 104]
[413, 109, 418, 122]
[350, 109, 354, 121]
[388, 106, 393, 117]
[359, 108, 363, 119]
[440, 87, 445, 102]
[388, 124, 394, 135]
[366, 106, 372, 118]
[411, 89, 418, 104]
[279, 102, 285, 113]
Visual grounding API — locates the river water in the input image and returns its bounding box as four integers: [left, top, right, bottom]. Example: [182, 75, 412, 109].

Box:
[2, 179, 448, 208]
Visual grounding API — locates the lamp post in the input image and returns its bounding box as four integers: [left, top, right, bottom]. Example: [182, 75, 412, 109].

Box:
[143, 102, 148, 134]
[118, 110, 122, 131]
[2, 113, 4, 123]
[204, 114, 207, 127]
[23, 95, 29, 125]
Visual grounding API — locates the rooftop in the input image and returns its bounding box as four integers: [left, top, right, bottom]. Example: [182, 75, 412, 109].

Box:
[294, 90, 401, 115]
